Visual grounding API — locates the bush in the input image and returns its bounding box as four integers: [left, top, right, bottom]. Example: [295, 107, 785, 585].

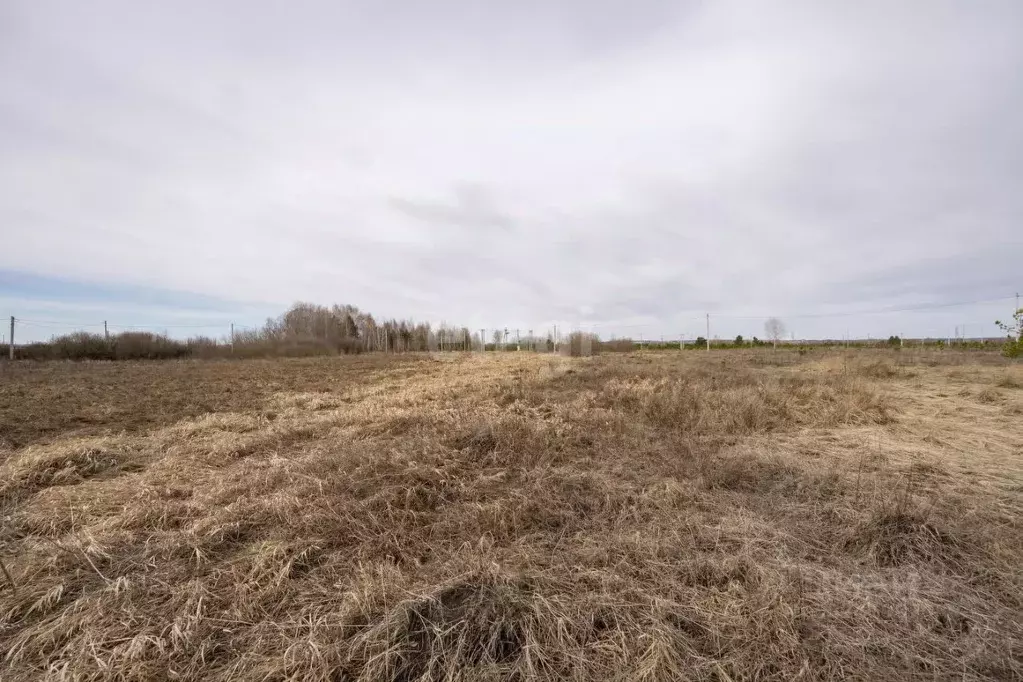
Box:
[560, 332, 601, 357]
[599, 338, 635, 353]
[112, 332, 190, 360]
[56, 332, 113, 360]
[337, 337, 363, 355]
[18, 331, 192, 361]
[187, 336, 222, 359]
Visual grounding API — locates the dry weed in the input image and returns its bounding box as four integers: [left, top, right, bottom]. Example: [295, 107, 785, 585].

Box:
[996, 373, 1022, 389]
[975, 386, 1003, 404]
[0, 351, 1020, 681]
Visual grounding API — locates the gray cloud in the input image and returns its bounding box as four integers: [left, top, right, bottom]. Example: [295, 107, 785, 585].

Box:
[1, 0, 1021, 339]
[388, 184, 516, 232]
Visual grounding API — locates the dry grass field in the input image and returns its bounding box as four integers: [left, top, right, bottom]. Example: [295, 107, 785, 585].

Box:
[0, 350, 1021, 681]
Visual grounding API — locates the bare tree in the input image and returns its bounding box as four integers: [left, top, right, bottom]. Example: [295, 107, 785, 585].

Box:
[764, 317, 786, 349]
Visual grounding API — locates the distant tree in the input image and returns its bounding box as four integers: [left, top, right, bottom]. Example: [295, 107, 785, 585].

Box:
[995, 308, 1023, 358]
[764, 318, 786, 349]
[694, 336, 707, 348]
[887, 335, 901, 347]
[996, 308, 1022, 338]
[734, 335, 744, 346]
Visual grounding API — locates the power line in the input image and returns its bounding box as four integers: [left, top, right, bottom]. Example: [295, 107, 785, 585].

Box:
[711, 296, 1016, 320]
[14, 318, 106, 328]
[106, 322, 237, 329]
[15, 318, 239, 329]
[7, 294, 1015, 342]
[568, 296, 1016, 329]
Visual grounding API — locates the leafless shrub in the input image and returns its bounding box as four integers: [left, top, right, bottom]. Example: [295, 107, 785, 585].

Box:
[18, 331, 191, 361]
[559, 332, 600, 357]
[598, 338, 635, 353]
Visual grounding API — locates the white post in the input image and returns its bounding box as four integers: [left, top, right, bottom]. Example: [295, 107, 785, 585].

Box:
[705, 313, 710, 351]
[8, 316, 13, 360]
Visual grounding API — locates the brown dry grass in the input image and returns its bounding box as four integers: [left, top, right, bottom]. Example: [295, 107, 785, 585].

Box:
[0, 350, 1020, 681]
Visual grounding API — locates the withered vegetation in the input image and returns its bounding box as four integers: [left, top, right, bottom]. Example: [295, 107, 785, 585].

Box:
[0, 351, 1020, 680]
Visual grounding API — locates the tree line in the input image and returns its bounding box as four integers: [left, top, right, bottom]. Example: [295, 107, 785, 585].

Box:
[13, 302, 552, 360]
[10, 302, 1019, 361]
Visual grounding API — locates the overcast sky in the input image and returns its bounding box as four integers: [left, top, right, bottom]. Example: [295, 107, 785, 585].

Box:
[2, 0, 1021, 341]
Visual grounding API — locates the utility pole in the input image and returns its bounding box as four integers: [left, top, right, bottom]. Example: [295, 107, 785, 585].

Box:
[705, 313, 710, 351]
[554, 325, 558, 353]
[680, 333, 684, 351]
[480, 329, 485, 352]
[9, 316, 14, 360]
[528, 329, 533, 351]
[516, 329, 520, 351]
[230, 323, 235, 354]
[639, 333, 643, 350]
[104, 320, 109, 341]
